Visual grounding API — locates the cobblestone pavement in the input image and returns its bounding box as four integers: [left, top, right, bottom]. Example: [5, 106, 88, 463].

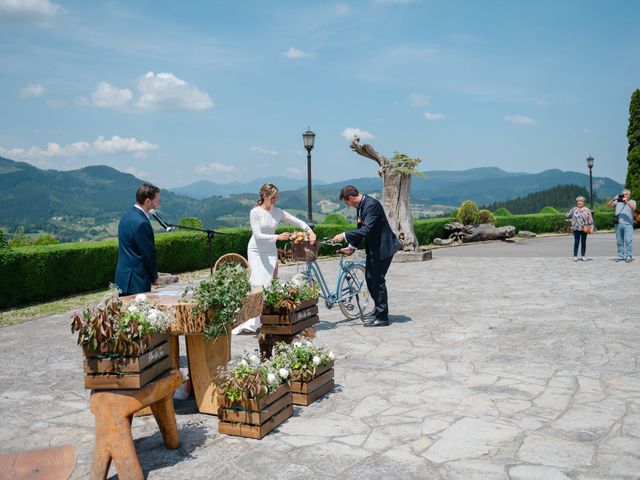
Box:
[1, 234, 639, 479]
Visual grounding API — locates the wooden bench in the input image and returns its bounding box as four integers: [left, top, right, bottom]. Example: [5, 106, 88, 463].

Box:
[89, 369, 182, 480]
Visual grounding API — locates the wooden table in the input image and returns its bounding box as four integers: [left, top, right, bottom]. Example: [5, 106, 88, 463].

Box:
[141, 287, 263, 415]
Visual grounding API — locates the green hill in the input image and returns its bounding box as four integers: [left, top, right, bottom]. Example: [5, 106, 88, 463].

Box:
[481, 184, 594, 214]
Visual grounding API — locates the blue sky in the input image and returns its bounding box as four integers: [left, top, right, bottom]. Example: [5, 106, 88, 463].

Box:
[1, 0, 638, 188]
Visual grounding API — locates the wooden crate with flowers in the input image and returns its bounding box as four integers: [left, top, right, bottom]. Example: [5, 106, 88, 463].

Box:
[260, 280, 320, 336]
[217, 353, 293, 439]
[71, 289, 173, 390]
[272, 338, 335, 406]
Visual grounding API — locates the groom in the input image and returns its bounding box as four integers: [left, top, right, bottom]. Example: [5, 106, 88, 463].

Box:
[115, 183, 160, 296]
[332, 185, 401, 327]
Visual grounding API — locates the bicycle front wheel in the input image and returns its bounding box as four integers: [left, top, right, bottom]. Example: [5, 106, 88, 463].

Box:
[338, 264, 375, 320]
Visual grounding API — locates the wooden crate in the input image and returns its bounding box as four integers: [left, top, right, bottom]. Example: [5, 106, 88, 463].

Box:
[290, 360, 335, 406]
[261, 298, 319, 335]
[218, 383, 293, 439]
[83, 335, 171, 390]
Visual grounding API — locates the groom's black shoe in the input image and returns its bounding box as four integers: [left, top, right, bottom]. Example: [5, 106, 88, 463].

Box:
[364, 316, 389, 327]
[361, 312, 377, 323]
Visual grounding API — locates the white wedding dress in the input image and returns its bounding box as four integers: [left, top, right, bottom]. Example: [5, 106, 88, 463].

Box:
[232, 206, 311, 334]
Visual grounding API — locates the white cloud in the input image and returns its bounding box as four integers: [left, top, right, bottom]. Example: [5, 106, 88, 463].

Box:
[125, 166, 152, 179]
[408, 92, 430, 107]
[341, 128, 375, 141]
[195, 162, 235, 174]
[0, 0, 62, 25]
[536, 100, 550, 107]
[250, 146, 278, 156]
[91, 81, 133, 108]
[504, 115, 538, 126]
[19, 83, 45, 98]
[282, 47, 312, 59]
[0, 135, 158, 161]
[286, 166, 304, 175]
[135, 72, 213, 111]
[424, 112, 445, 121]
[45, 99, 66, 108]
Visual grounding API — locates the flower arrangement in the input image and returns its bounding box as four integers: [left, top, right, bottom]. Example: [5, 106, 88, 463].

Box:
[272, 337, 334, 382]
[218, 352, 291, 404]
[262, 279, 319, 313]
[183, 263, 250, 340]
[70, 286, 172, 356]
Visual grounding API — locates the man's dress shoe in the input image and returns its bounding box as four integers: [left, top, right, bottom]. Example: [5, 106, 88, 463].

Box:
[364, 317, 389, 327]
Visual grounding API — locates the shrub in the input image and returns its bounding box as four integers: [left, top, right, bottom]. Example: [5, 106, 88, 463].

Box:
[31, 234, 59, 246]
[539, 206, 560, 215]
[478, 209, 496, 225]
[413, 218, 450, 245]
[179, 217, 204, 229]
[449, 208, 458, 218]
[493, 207, 512, 217]
[0, 231, 8, 250]
[456, 200, 480, 225]
[323, 213, 350, 225]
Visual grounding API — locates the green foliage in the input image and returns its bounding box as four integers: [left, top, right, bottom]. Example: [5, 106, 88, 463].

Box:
[322, 213, 349, 225]
[413, 218, 450, 245]
[0, 231, 8, 250]
[186, 263, 251, 340]
[493, 207, 512, 217]
[179, 216, 204, 229]
[478, 209, 496, 225]
[494, 211, 615, 234]
[625, 146, 640, 201]
[219, 353, 288, 403]
[456, 200, 480, 225]
[262, 280, 319, 312]
[389, 151, 424, 176]
[627, 89, 640, 150]
[8, 227, 59, 247]
[449, 208, 458, 219]
[483, 184, 592, 214]
[272, 338, 333, 382]
[539, 206, 560, 215]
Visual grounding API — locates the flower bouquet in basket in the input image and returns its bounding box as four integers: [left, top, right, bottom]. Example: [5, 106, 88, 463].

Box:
[261, 280, 320, 335]
[272, 337, 336, 406]
[290, 230, 317, 262]
[216, 352, 293, 439]
[70, 286, 173, 389]
[182, 263, 250, 340]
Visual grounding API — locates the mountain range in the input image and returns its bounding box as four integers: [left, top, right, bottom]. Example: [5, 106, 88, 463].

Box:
[0, 155, 623, 242]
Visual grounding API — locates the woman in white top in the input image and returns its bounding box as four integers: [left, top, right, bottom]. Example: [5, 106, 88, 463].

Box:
[232, 183, 317, 334]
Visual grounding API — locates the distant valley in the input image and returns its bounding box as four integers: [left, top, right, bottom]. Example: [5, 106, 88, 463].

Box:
[0, 156, 623, 242]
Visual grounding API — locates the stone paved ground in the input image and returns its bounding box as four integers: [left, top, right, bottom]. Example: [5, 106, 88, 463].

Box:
[1, 233, 639, 479]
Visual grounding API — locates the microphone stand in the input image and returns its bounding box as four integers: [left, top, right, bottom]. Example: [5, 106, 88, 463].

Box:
[162, 222, 226, 276]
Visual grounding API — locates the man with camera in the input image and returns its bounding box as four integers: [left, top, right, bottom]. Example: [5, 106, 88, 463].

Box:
[608, 189, 637, 262]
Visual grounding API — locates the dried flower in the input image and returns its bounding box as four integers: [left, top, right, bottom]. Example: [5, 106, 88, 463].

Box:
[128, 304, 139, 313]
[267, 373, 277, 384]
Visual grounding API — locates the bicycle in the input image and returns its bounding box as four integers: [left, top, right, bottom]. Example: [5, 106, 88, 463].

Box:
[294, 239, 375, 321]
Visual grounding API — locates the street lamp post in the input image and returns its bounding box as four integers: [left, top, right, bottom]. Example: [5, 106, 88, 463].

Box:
[302, 128, 316, 225]
[586, 155, 594, 210]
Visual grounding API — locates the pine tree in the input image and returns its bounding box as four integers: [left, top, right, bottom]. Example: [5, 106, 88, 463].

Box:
[624, 89, 640, 196]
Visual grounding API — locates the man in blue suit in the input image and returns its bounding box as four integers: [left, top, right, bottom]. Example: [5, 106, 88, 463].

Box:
[332, 185, 401, 327]
[115, 183, 160, 296]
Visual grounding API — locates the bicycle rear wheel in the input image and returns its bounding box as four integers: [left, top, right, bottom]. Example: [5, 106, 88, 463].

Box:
[338, 264, 375, 320]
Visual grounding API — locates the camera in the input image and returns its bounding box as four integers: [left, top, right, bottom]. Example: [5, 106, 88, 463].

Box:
[617, 194, 625, 202]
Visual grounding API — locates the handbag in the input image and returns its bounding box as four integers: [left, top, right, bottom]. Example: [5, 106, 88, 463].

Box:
[614, 214, 619, 225]
[583, 225, 593, 234]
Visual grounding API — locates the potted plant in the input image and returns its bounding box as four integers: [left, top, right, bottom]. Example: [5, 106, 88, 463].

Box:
[272, 337, 335, 406]
[216, 353, 293, 439]
[183, 263, 250, 340]
[260, 280, 320, 337]
[70, 286, 173, 389]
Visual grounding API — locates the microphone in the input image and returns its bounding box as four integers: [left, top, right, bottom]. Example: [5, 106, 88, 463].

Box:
[149, 209, 173, 232]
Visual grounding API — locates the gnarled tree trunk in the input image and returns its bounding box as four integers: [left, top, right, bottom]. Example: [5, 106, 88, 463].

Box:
[350, 137, 419, 252]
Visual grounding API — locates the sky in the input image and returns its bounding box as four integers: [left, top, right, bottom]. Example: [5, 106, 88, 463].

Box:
[1, 0, 639, 188]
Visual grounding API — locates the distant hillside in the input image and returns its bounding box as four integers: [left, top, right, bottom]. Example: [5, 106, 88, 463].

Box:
[481, 184, 594, 214]
[171, 176, 327, 199]
[0, 156, 624, 242]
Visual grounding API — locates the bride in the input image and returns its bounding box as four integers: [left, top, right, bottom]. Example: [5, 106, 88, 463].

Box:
[232, 183, 316, 334]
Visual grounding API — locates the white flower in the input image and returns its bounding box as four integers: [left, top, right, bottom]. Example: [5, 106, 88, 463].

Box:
[148, 310, 158, 322]
[293, 341, 302, 348]
[248, 354, 260, 366]
[128, 304, 139, 313]
[328, 351, 335, 360]
[278, 368, 289, 379]
[305, 339, 313, 347]
[135, 294, 147, 303]
[267, 373, 277, 384]
[312, 356, 321, 366]
[240, 359, 249, 367]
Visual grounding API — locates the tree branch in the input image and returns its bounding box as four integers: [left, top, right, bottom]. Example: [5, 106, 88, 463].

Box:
[349, 136, 387, 167]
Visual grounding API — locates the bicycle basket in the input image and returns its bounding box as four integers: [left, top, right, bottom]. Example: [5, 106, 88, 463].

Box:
[291, 240, 318, 262]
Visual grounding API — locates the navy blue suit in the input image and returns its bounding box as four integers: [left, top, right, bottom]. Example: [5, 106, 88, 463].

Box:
[344, 195, 401, 320]
[115, 207, 158, 296]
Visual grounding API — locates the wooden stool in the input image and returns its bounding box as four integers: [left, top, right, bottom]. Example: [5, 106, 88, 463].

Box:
[0, 444, 76, 479]
[89, 369, 182, 480]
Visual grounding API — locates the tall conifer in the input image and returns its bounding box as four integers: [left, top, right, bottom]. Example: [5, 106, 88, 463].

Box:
[624, 89, 640, 196]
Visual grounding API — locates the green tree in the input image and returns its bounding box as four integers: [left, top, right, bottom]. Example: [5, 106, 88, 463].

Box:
[493, 207, 512, 217]
[323, 213, 349, 225]
[478, 209, 496, 224]
[456, 200, 480, 225]
[179, 217, 204, 229]
[0, 231, 8, 249]
[626, 89, 640, 196]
